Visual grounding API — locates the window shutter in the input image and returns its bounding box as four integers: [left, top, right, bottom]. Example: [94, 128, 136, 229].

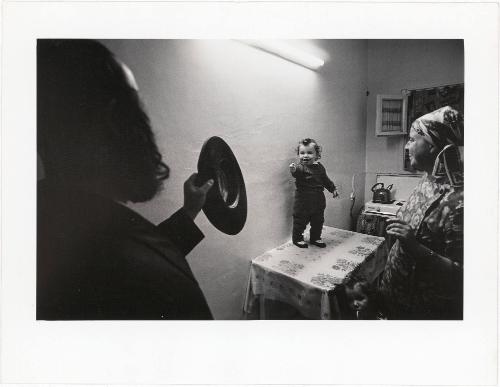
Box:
[375, 94, 407, 136]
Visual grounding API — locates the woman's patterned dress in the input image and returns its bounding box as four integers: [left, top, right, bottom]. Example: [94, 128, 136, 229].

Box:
[379, 172, 464, 319]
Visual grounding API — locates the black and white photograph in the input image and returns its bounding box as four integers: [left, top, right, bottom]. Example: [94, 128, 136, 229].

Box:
[1, 2, 498, 385]
[36, 39, 465, 321]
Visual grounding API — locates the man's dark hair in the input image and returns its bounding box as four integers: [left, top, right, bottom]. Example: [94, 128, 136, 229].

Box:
[37, 39, 169, 202]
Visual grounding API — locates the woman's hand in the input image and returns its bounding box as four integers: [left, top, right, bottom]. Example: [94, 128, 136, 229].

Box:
[385, 218, 418, 250]
[289, 163, 297, 173]
[332, 189, 339, 198]
[182, 173, 214, 220]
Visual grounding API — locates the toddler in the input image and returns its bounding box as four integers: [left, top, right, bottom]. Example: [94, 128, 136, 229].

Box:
[343, 273, 385, 320]
[289, 138, 338, 248]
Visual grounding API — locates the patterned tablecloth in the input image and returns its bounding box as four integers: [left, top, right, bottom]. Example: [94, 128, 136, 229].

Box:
[243, 226, 387, 319]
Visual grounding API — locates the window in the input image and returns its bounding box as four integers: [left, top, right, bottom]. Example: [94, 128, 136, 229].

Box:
[376, 94, 407, 136]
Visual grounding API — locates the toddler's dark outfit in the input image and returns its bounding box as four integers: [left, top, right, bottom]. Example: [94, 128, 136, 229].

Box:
[291, 162, 336, 244]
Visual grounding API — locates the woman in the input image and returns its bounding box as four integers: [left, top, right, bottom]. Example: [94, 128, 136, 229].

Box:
[379, 106, 464, 320]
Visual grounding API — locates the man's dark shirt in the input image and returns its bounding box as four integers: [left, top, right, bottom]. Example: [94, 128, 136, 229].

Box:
[37, 182, 213, 320]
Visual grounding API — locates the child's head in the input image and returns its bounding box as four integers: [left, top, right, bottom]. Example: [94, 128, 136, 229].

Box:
[343, 273, 376, 315]
[296, 138, 322, 165]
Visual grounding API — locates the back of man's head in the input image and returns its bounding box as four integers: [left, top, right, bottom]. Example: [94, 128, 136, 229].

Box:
[37, 39, 169, 202]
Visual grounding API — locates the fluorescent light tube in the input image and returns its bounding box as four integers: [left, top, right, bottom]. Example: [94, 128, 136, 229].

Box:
[240, 40, 325, 70]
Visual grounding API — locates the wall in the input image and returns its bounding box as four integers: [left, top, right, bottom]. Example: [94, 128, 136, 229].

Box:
[101, 40, 368, 319]
[364, 40, 464, 199]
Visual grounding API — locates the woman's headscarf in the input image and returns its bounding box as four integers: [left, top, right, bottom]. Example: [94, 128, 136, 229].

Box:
[410, 106, 464, 186]
[410, 106, 464, 150]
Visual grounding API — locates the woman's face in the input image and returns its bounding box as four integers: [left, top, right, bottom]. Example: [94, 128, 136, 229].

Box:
[405, 128, 436, 172]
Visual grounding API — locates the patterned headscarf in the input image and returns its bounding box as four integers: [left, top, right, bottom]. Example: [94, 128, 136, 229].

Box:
[410, 106, 464, 150]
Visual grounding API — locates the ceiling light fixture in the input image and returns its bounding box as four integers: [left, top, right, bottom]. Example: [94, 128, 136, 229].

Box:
[239, 40, 325, 71]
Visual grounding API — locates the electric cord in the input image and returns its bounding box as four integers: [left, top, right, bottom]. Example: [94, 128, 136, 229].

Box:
[349, 172, 380, 230]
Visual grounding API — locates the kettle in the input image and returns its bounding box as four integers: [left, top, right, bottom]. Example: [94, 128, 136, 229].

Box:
[371, 182, 393, 204]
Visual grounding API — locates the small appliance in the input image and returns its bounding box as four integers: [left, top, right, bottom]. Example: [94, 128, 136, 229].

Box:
[364, 200, 405, 217]
[371, 182, 393, 204]
[357, 200, 405, 236]
[356, 173, 421, 236]
[372, 183, 392, 204]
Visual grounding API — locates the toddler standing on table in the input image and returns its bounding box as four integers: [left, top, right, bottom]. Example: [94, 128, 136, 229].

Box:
[289, 138, 338, 248]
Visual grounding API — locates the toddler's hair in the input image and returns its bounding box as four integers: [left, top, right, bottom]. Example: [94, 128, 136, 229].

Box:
[342, 272, 377, 298]
[296, 138, 322, 159]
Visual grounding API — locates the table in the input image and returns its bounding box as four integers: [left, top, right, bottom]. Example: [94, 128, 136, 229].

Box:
[243, 226, 387, 319]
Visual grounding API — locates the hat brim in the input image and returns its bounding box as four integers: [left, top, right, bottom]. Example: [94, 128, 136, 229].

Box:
[197, 136, 247, 235]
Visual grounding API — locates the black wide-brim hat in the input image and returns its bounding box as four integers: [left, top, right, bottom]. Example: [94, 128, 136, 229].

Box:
[197, 136, 247, 235]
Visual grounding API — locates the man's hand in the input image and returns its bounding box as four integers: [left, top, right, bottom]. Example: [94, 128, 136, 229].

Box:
[332, 189, 339, 198]
[183, 173, 214, 220]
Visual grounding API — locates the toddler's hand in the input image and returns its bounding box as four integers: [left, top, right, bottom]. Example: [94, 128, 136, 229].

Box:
[332, 189, 339, 198]
[289, 163, 297, 173]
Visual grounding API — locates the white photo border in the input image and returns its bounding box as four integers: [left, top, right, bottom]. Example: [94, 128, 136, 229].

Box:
[1, 2, 498, 385]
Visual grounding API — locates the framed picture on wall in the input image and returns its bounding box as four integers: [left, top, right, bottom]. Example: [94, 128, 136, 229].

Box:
[403, 83, 464, 171]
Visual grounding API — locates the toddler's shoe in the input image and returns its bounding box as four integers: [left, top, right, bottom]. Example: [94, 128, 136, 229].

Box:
[310, 239, 326, 248]
[293, 240, 308, 248]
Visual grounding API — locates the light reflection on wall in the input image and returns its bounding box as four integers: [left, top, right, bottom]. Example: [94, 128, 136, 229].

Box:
[238, 40, 325, 70]
[194, 40, 322, 89]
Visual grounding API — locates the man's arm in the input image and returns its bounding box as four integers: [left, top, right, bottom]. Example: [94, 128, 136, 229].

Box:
[157, 173, 213, 255]
[156, 208, 205, 256]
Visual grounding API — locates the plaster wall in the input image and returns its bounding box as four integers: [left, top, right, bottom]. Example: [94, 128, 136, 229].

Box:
[102, 40, 368, 319]
[364, 40, 464, 200]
